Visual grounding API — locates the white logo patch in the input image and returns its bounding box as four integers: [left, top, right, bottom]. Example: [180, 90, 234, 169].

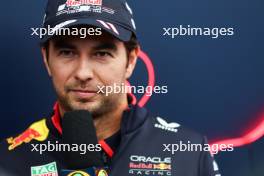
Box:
[155, 117, 180, 133]
[56, 0, 102, 16]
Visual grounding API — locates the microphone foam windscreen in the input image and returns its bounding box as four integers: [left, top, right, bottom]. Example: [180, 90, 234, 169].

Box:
[62, 110, 104, 169]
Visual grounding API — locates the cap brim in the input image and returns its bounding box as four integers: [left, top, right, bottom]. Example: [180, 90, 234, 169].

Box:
[40, 18, 132, 44]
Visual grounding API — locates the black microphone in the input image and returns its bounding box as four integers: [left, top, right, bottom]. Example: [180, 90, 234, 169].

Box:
[61, 110, 105, 171]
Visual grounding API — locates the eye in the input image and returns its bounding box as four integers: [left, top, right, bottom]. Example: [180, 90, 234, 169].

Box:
[94, 51, 113, 58]
[58, 50, 76, 58]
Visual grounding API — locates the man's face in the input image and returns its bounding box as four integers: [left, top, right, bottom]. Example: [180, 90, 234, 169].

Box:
[42, 32, 138, 117]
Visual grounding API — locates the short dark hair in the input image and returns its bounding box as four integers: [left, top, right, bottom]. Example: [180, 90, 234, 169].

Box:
[124, 34, 139, 56]
[41, 35, 139, 60]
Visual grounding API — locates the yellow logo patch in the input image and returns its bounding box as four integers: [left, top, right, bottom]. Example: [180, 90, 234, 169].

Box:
[7, 119, 49, 150]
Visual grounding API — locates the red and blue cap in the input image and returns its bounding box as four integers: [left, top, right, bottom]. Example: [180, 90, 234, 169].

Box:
[41, 0, 137, 43]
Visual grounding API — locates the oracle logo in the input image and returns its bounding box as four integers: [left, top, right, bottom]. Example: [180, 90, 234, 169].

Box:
[130, 155, 171, 164]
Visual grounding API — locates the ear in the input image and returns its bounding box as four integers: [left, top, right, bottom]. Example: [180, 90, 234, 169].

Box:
[125, 46, 140, 79]
[41, 47, 52, 77]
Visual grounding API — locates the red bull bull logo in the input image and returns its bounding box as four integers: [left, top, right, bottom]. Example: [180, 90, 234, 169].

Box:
[153, 163, 171, 170]
[7, 128, 41, 150]
[7, 119, 49, 150]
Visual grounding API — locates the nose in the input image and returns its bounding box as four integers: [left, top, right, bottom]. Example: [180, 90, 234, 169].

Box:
[74, 56, 94, 82]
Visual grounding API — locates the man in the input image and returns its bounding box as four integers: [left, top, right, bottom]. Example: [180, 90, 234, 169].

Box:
[0, 0, 221, 175]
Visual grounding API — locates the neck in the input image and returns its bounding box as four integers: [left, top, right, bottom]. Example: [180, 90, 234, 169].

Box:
[93, 102, 127, 141]
[59, 96, 128, 141]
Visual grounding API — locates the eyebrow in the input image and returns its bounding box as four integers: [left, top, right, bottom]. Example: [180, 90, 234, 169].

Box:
[52, 39, 118, 52]
[92, 42, 117, 52]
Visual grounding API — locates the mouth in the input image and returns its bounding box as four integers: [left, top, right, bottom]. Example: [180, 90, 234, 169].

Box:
[69, 89, 98, 99]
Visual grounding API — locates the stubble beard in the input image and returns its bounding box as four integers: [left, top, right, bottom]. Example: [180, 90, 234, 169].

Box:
[57, 90, 123, 118]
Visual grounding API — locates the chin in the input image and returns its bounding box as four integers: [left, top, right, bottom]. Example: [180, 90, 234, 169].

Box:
[70, 101, 99, 112]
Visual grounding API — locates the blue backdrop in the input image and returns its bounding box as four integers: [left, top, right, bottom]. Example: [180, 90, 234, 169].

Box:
[0, 0, 264, 175]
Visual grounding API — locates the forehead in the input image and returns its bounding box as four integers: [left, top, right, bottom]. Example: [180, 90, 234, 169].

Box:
[49, 27, 123, 48]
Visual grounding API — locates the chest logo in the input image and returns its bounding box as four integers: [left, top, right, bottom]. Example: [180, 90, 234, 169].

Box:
[31, 162, 58, 176]
[7, 119, 49, 150]
[129, 155, 172, 176]
[154, 117, 180, 133]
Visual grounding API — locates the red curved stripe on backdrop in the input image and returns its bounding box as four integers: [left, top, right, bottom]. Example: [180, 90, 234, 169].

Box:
[126, 49, 155, 107]
[135, 50, 264, 149]
[137, 50, 155, 107]
[211, 113, 264, 150]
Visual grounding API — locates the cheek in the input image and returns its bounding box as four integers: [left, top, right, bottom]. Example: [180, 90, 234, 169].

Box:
[50, 64, 72, 94]
[95, 60, 127, 86]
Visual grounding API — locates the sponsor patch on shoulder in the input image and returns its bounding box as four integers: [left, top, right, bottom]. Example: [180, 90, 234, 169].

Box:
[154, 117, 180, 133]
[7, 119, 49, 150]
